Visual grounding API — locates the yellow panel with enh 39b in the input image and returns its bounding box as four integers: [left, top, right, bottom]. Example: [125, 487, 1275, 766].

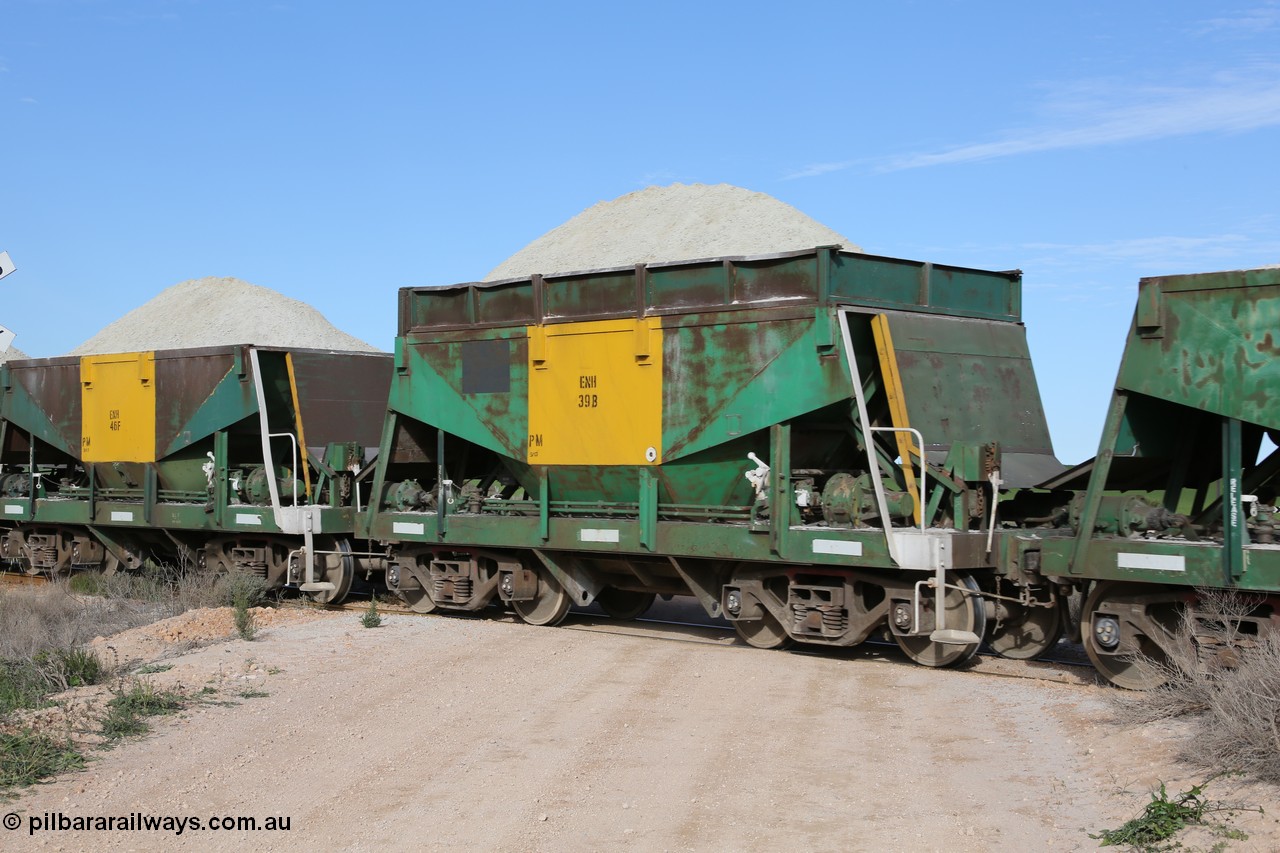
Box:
[80, 352, 156, 463]
[526, 318, 662, 466]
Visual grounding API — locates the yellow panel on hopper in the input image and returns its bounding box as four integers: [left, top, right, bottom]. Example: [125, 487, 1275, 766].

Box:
[80, 352, 156, 463]
[527, 318, 662, 465]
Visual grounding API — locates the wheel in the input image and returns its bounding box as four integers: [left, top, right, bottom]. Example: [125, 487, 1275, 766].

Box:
[988, 594, 1063, 660]
[512, 568, 572, 626]
[893, 573, 986, 667]
[399, 583, 438, 613]
[306, 538, 355, 605]
[733, 607, 794, 650]
[596, 588, 656, 620]
[397, 560, 438, 614]
[1082, 581, 1180, 690]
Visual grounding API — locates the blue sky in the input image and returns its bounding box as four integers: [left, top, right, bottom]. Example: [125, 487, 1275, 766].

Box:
[2, 0, 1279, 464]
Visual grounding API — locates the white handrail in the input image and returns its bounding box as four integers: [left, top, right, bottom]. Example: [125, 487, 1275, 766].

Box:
[837, 308, 899, 565]
[869, 425, 928, 535]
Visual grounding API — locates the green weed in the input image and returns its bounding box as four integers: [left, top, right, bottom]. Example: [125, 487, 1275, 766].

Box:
[100, 682, 184, 742]
[0, 730, 85, 790]
[0, 648, 106, 715]
[0, 660, 49, 716]
[41, 647, 105, 689]
[1093, 780, 1259, 850]
[134, 663, 174, 675]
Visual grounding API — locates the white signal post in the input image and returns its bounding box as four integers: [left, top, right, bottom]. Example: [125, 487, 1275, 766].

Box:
[0, 250, 16, 354]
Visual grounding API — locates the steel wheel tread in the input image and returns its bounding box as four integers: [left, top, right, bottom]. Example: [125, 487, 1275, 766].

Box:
[306, 538, 355, 606]
[1082, 580, 1177, 690]
[988, 595, 1064, 660]
[734, 608, 794, 650]
[513, 571, 572, 627]
[893, 574, 986, 668]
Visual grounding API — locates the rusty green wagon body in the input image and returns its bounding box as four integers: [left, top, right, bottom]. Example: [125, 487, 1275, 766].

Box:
[0, 345, 390, 602]
[366, 246, 1061, 663]
[1017, 267, 1280, 687]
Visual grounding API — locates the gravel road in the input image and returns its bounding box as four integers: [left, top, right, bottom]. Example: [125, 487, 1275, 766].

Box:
[7, 602, 1279, 852]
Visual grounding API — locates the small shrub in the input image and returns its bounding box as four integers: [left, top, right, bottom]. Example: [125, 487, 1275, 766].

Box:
[218, 573, 269, 641]
[0, 730, 85, 790]
[67, 573, 106, 596]
[1116, 590, 1280, 784]
[360, 597, 383, 629]
[70, 568, 167, 604]
[234, 606, 257, 641]
[170, 563, 230, 613]
[43, 647, 106, 690]
[217, 572, 270, 610]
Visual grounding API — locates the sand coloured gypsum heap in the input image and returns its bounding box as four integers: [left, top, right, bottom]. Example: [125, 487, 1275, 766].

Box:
[68, 276, 381, 356]
[485, 183, 862, 281]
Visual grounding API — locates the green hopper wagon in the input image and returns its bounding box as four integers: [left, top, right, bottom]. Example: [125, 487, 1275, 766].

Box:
[368, 246, 1062, 666]
[1, 345, 391, 603]
[1031, 266, 1280, 687]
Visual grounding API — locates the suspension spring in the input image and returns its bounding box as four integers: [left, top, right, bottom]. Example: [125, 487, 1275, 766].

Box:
[434, 576, 472, 603]
[238, 561, 268, 578]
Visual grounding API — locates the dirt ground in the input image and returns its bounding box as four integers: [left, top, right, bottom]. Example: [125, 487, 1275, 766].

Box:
[5, 599, 1280, 852]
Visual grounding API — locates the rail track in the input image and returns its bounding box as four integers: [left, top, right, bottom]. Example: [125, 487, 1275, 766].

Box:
[314, 593, 1099, 687]
[5, 571, 1095, 686]
[0, 570, 49, 588]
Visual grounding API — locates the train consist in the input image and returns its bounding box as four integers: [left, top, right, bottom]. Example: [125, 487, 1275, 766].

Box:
[3, 247, 1278, 688]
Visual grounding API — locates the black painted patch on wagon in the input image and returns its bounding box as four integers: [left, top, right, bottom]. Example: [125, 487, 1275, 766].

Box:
[461, 339, 511, 394]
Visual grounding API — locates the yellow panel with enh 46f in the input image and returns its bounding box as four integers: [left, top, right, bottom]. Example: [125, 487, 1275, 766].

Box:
[80, 352, 156, 463]
[527, 318, 662, 465]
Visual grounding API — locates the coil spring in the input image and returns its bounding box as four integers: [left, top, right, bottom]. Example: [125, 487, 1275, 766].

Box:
[29, 546, 59, 569]
[237, 561, 268, 578]
[792, 604, 849, 635]
[435, 576, 472, 603]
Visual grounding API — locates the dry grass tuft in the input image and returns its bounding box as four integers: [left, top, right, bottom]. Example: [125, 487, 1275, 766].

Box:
[0, 584, 156, 660]
[1113, 590, 1280, 784]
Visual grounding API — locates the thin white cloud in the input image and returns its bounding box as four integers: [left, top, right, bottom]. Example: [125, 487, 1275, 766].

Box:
[636, 170, 682, 186]
[881, 77, 1280, 172]
[1020, 233, 1280, 274]
[1025, 234, 1251, 261]
[783, 161, 856, 180]
[1195, 2, 1280, 35]
[788, 67, 1280, 178]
